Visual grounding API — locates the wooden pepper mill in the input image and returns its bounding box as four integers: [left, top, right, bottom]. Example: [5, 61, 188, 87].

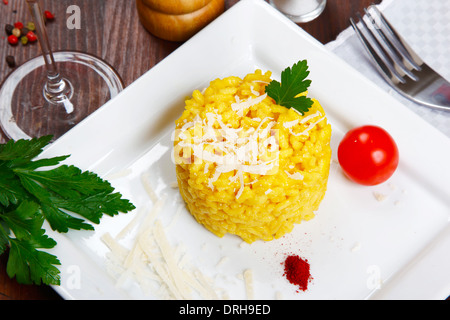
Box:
[136, 0, 225, 42]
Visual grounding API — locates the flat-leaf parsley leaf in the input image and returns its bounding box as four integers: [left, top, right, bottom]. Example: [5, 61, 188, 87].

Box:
[0, 136, 135, 286]
[265, 60, 314, 115]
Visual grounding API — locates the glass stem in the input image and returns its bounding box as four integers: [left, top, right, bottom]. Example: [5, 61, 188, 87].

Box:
[26, 0, 73, 110]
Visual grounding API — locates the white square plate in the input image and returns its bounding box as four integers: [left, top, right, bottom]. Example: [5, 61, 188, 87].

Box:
[41, 0, 450, 300]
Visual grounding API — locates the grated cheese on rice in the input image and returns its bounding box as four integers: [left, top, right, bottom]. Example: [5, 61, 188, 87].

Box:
[174, 69, 332, 243]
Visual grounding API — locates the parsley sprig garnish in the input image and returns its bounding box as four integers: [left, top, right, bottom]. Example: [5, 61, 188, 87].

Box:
[0, 136, 135, 286]
[265, 60, 314, 115]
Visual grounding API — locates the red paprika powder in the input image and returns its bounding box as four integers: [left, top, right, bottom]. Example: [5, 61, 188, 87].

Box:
[283, 254, 312, 292]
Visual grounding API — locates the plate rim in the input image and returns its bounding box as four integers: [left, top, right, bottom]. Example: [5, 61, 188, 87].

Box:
[44, 0, 450, 300]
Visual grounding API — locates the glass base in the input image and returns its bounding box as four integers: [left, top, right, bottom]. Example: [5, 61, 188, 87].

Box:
[270, 0, 327, 23]
[0, 51, 123, 141]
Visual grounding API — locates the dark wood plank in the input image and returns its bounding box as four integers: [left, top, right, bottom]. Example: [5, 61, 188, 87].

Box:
[300, 0, 381, 43]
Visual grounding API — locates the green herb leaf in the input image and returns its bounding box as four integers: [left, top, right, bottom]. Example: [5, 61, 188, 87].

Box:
[0, 135, 135, 286]
[0, 163, 29, 207]
[0, 135, 53, 166]
[7, 238, 61, 285]
[265, 60, 314, 115]
[15, 164, 135, 232]
[1, 201, 45, 240]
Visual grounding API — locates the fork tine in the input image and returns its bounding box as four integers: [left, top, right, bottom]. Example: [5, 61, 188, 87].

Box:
[364, 8, 419, 81]
[356, 12, 414, 83]
[352, 5, 450, 111]
[369, 5, 422, 71]
[350, 13, 406, 85]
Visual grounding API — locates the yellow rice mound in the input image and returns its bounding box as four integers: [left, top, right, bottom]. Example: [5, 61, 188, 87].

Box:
[174, 69, 332, 243]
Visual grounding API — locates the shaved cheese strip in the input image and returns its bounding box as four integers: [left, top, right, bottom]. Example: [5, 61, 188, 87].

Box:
[275, 291, 283, 300]
[231, 94, 267, 117]
[300, 110, 322, 124]
[236, 169, 245, 199]
[302, 116, 326, 133]
[180, 121, 195, 132]
[243, 269, 254, 300]
[193, 269, 219, 300]
[115, 265, 135, 289]
[289, 116, 326, 137]
[104, 252, 126, 279]
[153, 220, 193, 299]
[283, 119, 299, 129]
[138, 227, 183, 299]
[133, 261, 160, 283]
[207, 170, 222, 190]
[141, 171, 159, 203]
[252, 80, 269, 84]
[139, 234, 183, 299]
[176, 251, 190, 270]
[285, 170, 304, 181]
[216, 256, 229, 268]
[123, 239, 144, 269]
[101, 232, 129, 262]
[116, 206, 146, 240]
[165, 205, 184, 230]
[283, 111, 323, 131]
[137, 194, 167, 234]
[131, 263, 160, 295]
[250, 85, 260, 96]
[105, 168, 132, 180]
[173, 245, 185, 266]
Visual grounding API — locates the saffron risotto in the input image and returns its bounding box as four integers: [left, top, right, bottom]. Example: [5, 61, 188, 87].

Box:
[174, 69, 332, 243]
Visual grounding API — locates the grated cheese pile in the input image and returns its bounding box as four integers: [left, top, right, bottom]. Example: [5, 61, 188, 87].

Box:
[101, 177, 222, 299]
[101, 170, 266, 300]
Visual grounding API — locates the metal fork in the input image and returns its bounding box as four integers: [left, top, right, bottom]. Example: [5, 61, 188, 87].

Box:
[350, 5, 450, 111]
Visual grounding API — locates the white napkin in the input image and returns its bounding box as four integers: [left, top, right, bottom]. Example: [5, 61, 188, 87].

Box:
[325, 0, 450, 138]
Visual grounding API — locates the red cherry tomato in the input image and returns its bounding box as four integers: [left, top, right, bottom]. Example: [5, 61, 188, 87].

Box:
[338, 125, 399, 186]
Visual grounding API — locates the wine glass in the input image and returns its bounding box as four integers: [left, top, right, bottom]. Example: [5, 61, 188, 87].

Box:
[0, 0, 124, 141]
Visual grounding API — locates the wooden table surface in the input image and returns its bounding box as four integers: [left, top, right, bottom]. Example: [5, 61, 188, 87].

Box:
[0, 0, 386, 300]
